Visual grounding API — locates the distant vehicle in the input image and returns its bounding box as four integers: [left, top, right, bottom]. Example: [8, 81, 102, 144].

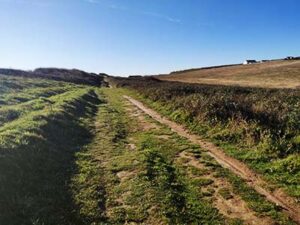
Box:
[243, 60, 257, 65]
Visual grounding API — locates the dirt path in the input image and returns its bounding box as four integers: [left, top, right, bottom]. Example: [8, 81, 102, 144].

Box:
[125, 98, 272, 224]
[178, 151, 273, 225]
[123, 95, 300, 224]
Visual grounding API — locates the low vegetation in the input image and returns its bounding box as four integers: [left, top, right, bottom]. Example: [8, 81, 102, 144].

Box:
[94, 88, 294, 224]
[0, 67, 105, 86]
[82, 88, 226, 224]
[0, 75, 101, 224]
[113, 77, 300, 200]
[1, 73, 298, 224]
[158, 60, 300, 89]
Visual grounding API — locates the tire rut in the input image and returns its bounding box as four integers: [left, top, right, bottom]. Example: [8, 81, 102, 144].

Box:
[126, 97, 273, 224]
[123, 95, 300, 224]
[178, 151, 273, 225]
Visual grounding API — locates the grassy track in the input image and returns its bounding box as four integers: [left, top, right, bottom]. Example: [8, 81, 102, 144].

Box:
[97, 88, 227, 224]
[123, 91, 296, 224]
[78, 88, 293, 224]
[113, 78, 300, 202]
[71, 88, 232, 224]
[1, 74, 298, 224]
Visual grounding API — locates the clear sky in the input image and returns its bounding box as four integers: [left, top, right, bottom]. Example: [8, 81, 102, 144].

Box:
[0, 0, 299, 76]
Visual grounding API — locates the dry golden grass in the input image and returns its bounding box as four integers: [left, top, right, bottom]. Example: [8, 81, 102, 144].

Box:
[157, 60, 300, 89]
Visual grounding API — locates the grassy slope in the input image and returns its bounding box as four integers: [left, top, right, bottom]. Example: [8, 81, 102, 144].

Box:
[121, 88, 297, 223]
[1, 74, 297, 224]
[91, 88, 293, 224]
[146, 91, 299, 199]
[157, 60, 300, 89]
[113, 78, 300, 201]
[0, 68, 104, 86]
[0, 75, 103, 224]
[5, 62, 296, 224]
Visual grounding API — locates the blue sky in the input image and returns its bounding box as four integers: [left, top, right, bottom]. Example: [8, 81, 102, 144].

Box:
[0, 0, 299, 76]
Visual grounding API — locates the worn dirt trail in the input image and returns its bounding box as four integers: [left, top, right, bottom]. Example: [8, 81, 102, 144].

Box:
[123, 95, 300, 224]
[125, 99, 271, 224]
[178, 151, 273, 225]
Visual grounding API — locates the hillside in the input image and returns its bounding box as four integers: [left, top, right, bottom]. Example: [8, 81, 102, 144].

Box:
[0, 68, 106, 86]
[1, 73, 300, 224]
[157, 60, 300, 89]
[112, 77, 300, 223]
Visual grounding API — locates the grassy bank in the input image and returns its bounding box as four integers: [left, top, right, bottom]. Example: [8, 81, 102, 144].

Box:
[113, 78, 300, 201]
[0, 75, 102, 224]
[2, 73, 297, 224]
[100, 88, 295, 224]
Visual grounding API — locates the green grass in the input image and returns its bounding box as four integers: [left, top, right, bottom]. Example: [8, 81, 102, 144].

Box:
[1, 74, 297, 225]
[0, 88, 85, 126]
[104, 86, 297, 224]
[218, 188, 233, 200]
[0, 89, 101, 224]
[143, 147, 222, 224]
[212, 166, 295, 224]
[78, 88, 226, 225]
[192, 178, 214, 187]
[113, 78, 300, 201]
[0, 75, 79, 105]
[188, 166, 209, 176]
[71, 88, 154, 224]
[0, 75, 103, 224]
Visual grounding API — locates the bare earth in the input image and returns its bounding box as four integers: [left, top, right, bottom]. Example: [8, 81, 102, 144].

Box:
[157, 60, 300, 89]
[124, 95, 300, 224]
[178, 151, 273, 225]
[126, 98, 272, 224]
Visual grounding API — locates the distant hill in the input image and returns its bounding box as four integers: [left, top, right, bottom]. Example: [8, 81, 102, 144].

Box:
[157, 60, 300, 89]
[0, 68, 106, 86]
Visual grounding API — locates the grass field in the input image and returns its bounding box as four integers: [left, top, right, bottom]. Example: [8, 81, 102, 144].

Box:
[114, 77, 300, 202]
[157, 60, 300, 89]
[0, 75, 102, 224]
[1, 73, 299, 224]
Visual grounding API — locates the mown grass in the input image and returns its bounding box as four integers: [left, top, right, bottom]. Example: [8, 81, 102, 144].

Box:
[0, 75, 55, 94]
[0, 75, 103, 224]
[75, 88, 226, 225]
[0, 87, 88, 126]
[142, 138, 223, 225]
[0, 75, 78, 105]
[2, 72, 297, 225]
[113, 78, 300, 201]
[83, 88, 155, 224]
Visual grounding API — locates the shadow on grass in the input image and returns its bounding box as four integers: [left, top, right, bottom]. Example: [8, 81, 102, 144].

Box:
[0, 90, 104, 225]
